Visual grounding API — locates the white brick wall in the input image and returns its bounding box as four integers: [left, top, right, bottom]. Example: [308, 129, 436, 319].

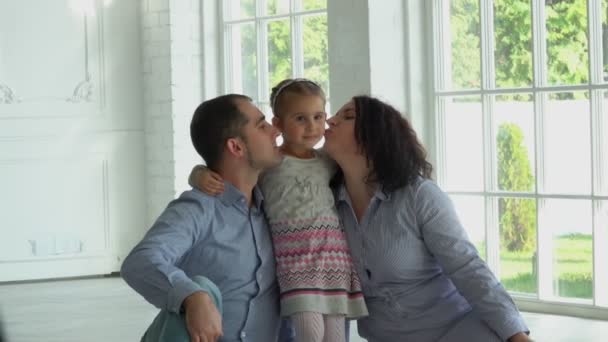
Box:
[140, 0, 207, 226]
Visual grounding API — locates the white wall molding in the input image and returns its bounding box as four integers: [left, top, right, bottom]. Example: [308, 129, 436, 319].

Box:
[0, 0, 107, 117]
[0, 0, 144, 281]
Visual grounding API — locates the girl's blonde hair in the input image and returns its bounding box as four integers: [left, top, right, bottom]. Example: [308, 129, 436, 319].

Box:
[269, 78, 326, 117]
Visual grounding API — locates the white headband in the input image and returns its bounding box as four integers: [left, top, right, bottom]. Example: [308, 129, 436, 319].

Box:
[271, 78, 321, 112]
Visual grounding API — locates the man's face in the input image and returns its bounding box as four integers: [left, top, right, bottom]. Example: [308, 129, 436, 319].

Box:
[236, 99, 282, 170]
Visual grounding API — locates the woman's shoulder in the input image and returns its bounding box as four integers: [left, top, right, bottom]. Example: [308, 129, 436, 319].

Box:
[391, 177, 447, 206]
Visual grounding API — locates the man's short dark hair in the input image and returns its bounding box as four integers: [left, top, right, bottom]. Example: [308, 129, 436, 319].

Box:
[190, 94, 252, 170]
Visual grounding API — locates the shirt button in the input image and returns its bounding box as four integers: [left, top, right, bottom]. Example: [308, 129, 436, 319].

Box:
[241, 331, 247, 338]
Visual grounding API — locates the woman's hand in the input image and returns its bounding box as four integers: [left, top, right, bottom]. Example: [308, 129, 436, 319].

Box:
[192, 167, 224, 195]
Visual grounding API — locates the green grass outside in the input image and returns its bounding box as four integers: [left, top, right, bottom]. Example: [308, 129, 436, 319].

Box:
[475, 234, 593, 299]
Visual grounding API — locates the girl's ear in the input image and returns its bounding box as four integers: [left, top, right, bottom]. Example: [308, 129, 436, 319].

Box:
[272, 117, 283, 132]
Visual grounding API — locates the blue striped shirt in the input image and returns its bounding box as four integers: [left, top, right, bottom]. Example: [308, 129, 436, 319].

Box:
[121, 184, 281, 342]
[335, 178, 528, 341]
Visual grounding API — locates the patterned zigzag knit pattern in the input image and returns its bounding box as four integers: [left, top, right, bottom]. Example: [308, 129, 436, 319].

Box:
[271, 215, 368, 318]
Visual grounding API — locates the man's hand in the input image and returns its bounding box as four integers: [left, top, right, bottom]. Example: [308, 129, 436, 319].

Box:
[183, 291, 223, 342]
[508, 332, 532, 342]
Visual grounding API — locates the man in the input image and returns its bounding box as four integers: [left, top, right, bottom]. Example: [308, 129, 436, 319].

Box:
[121, 94, 285, 342]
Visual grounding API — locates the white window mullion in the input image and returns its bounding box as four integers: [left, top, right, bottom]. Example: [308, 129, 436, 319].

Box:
[589, 0, 603, 85]
[258, 21, 269, 105]
[292, 14, 304, 77]
[432, 0, 450, 185]
[481, 0, 499, 274]
[257, 0, 270, 105]
[435, 98, 447, 186]
[433, 0, 451, 92]
[531, 0, 553, 301]
[532, 0, 548, 89]
[589, 0, 607, 307]
[228, 25, 243, 94]
[480, 0, 495, 91]
[292, 0, 302, 12]
[218, 3, 227, 94]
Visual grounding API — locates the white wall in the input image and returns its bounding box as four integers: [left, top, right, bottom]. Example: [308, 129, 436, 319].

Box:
[140, 0, 221, 227]
[0, 0, 145, 281]
[0, 0, 431, 282]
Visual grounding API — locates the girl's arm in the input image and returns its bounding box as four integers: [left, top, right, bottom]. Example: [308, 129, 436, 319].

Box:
[188, 165, 225, 195]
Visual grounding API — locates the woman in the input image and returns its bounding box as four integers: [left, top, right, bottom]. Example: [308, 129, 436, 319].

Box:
[323, 96, 531, 342]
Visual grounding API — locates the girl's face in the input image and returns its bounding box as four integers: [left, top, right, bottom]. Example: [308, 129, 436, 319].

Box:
[324, 100, 359, 158]
[273, 93, 327, 151]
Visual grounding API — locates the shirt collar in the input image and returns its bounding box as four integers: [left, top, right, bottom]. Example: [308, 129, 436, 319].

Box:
[218, 182, 264, 210]
[335, 183, 391, 203]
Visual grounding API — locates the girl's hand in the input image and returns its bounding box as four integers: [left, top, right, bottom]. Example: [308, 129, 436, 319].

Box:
[190, 166, 225, 195]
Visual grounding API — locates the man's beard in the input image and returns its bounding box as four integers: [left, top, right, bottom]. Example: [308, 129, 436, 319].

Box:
[243, 141, 280, 170]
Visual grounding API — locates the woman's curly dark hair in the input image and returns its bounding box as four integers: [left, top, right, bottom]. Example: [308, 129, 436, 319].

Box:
[332, 95, 433, 192]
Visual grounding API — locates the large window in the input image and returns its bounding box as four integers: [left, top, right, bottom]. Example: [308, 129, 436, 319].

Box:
[221, 0, 328, 116]
[433, 0, 608, 310]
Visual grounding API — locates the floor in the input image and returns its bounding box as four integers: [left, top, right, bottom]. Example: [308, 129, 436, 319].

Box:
[1, 276, 607, 342]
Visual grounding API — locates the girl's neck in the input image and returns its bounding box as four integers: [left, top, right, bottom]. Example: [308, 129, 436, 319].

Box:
[280, 144, 315, 159]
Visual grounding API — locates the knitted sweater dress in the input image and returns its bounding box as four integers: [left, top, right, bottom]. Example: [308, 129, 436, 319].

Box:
[259, 150, 368, 318]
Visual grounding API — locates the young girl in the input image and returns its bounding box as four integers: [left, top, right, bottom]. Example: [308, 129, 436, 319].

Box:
[189, 79, 367, 342]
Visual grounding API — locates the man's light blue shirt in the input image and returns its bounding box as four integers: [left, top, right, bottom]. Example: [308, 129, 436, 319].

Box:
[121, 183, 281, 342]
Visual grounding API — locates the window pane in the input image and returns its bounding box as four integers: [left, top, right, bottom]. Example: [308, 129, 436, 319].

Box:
[494, 0, 532, 88]
[260, 102, 273, 120]
[228, 23, 257, 98]
[450, 0, 481, 89]
[499, 197, 537, 295]
[546, 0, 589, 85]
[265, 0, 290, 16]
[267, 19, 292, 99]
[303, 14, 329, 96]
[225, 0, 255, 20]
[443, 96, 484, 191]
[543, 92, 591, 194]
[302, 0, 326, 11]
[495, 94, 535, 192]
[600, 91, 608, 195]
[543, 199, 593, 300]
[450, 195, 486, 260]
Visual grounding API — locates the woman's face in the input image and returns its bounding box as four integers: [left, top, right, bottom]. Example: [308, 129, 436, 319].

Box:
[324, 99, 359, 158]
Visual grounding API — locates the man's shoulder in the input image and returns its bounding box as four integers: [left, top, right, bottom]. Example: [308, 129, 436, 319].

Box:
[177, 188, 218, 202]
[166, 189, 219, 213]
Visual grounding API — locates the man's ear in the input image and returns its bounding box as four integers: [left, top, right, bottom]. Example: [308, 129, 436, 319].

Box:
[226, 137, 245, 157]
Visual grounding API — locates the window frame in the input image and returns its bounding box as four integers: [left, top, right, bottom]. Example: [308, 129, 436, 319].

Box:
[431, 0, 608, 318]
[219, 0, 328, 111]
